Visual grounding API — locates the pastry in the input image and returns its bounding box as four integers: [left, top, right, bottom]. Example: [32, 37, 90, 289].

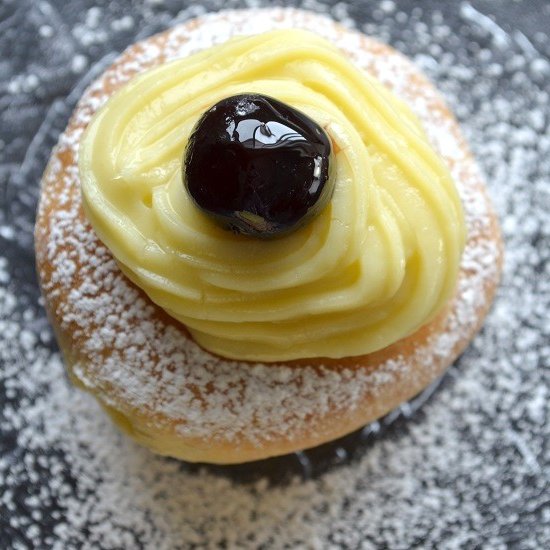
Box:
[35, 9, 503, 464]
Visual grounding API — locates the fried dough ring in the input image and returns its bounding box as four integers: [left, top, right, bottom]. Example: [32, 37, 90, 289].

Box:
[35, 9, 503, 464]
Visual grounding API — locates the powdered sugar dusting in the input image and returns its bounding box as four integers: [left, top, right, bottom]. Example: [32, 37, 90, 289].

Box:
[2, 2, 549, 548]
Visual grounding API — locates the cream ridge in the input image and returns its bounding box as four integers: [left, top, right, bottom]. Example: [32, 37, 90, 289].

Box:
[79, 29, 466, 361]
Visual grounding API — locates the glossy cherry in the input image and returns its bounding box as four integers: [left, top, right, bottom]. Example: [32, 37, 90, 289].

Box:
[184, 94, 334, 238]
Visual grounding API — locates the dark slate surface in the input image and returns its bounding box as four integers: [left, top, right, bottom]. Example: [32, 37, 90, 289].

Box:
[1, 1, 549, 548]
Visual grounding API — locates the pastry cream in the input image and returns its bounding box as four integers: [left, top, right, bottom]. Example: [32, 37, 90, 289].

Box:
[79, 29, 466, 361]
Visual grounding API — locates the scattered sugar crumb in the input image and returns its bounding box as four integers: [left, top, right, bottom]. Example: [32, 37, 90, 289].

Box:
[71, 54, 88, 73]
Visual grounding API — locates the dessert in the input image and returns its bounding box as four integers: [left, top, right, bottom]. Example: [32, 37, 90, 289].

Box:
[35, 9, 503, 464]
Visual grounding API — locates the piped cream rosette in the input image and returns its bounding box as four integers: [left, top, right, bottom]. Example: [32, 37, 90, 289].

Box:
[80, 29, 466, 362]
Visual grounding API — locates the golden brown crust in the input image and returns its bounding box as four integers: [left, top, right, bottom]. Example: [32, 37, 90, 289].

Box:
[35, 8, 503, 463]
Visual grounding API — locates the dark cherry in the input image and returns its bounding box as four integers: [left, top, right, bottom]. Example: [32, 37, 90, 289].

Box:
[184, 94, 334, 238]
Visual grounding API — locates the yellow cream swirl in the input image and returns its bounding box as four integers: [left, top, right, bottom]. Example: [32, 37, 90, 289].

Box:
[80, 29, 465, 361]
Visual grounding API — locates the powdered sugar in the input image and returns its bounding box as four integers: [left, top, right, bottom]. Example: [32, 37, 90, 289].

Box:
[2, 2, 549, 548]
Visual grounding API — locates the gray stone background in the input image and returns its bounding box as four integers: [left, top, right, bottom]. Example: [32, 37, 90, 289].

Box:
[1, 0, 549, 548]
